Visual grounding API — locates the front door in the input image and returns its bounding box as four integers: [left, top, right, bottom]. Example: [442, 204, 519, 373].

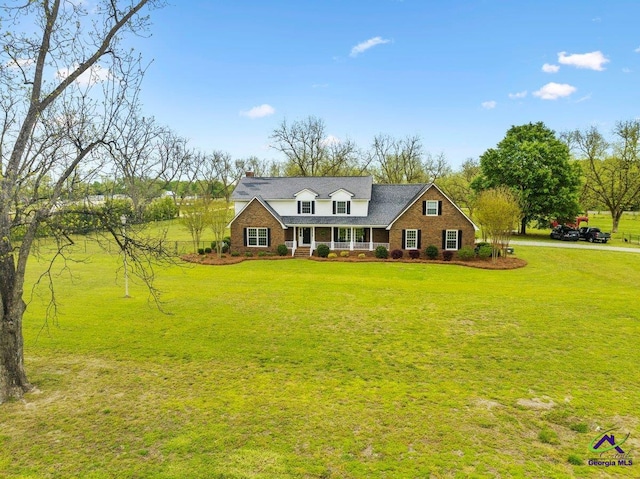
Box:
[299, 227, 312, 246]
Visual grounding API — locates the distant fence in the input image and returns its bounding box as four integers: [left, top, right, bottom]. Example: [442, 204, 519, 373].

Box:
[622, 233, 640, 245]
[32, 237, 217, 256]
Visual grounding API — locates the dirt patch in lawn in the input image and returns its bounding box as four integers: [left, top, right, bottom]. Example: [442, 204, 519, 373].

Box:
[182, 254, 527, 270]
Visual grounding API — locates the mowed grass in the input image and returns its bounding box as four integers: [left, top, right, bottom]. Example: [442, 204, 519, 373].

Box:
[1, 242, 639, 478]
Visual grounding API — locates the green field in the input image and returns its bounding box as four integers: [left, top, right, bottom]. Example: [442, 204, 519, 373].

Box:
[1, 228, 639, 478]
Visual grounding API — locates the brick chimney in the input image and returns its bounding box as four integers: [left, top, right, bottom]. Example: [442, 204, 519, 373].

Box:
[245, 171, 254, 177]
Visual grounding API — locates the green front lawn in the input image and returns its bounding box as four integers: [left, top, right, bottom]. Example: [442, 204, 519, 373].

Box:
[1, 244, 638, 478]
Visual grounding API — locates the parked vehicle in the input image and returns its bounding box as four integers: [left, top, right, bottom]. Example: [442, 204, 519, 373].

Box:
[550, 225, 580, 241]
[578, 227, 610, 243]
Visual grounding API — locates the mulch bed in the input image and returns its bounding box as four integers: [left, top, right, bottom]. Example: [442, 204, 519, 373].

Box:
[182, 254, 527, 270]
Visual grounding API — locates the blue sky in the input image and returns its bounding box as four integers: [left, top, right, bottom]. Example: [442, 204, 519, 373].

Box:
[136, 1, 640, 168]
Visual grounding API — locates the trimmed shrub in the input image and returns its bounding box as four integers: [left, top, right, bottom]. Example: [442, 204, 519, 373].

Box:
[457, 246, 475, 261]
[408, 249, 420, 259]
[327, 252, 338, 259]
[197, 248, 205, 255]
[340, 250, 350, 257]
[425, 245, 439, 260]
[358, 253, 366, 259]
[257, 251, 267, 257]
[375, 245, 388, 259]
[390, 249, 403, 259]
[204, 247, 212, 254]
[245, 251, 253, 257]
[477, 244, 493, 260]
[316, 244, 330, 258]
[442, 250, 454, 261]
[231, 251, 240, 257]
[276, 244, 289, 256]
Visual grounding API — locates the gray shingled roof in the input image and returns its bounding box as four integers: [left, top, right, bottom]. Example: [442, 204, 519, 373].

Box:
[232, 176, 373, 200]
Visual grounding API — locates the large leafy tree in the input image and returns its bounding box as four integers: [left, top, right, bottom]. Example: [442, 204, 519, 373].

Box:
[473, 122, 581, 234]
[0, 0, 162, 403]
[565, 121, 640, 233]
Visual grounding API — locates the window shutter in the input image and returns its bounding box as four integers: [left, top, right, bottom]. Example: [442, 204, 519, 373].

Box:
[332, 201, 336, 214]
[402, 230, 406, 249]
[297, 201, 301, 214]
[347, 202, 351, 215]
[422, 201, 426, 215]
[267, 228, 271, 247]
[438, 201, 443, 215]
[458, 230, 462, 250]
[417, 230, 422, 249]
[442, 230, 446, 249]
[243, 228, 247, 246]
[311, 202, 315, 214]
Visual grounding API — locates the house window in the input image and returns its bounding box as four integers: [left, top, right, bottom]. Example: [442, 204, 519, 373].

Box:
[445, 230, 458, 250]
[333, 200, 350, 215]
[247, 227, 268, 247]
[354, 228, 365, 242]
[337, 227, 351, 242]
[405, 229, 418, 249]
[425, 200, 439, 216]
[298, 200, 314, 214]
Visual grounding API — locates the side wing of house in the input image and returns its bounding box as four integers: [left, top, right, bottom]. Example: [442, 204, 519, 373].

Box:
[229, 197, 287, 252]
[388, 184, 477, 252]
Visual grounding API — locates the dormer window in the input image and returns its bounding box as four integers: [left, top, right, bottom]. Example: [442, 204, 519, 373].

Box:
[297, 200, 315, 215]
[333, 200, 351, 215]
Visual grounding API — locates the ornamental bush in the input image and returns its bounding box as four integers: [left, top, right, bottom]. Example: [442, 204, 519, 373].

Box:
[408, 249, 420, 259]
[442, 250, 454, 261]
[316, 244, 330, 258]
[327, 252, 338, 259]
[204, 247, 212, 254]
[277, 244, 288, 256]
[340, 250, 350, 257]
[197, 248, 205, 255]
[457, 246, 475, 261]
[477, 244, 493, 260]
[390, 249, 403, 259]
[425, 245, 439, 260]
[358, 253, 366, 259]
[375, 245, 388, 259]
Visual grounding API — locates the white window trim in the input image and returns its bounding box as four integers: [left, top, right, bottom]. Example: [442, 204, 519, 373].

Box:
[425, 200, 439, 216]
[301, 200, 312, 214]
[405, 229, 418, 249]
[445, 229, 458, 251]
[247, 227, 269, 247]
[335, 200, 348, 215]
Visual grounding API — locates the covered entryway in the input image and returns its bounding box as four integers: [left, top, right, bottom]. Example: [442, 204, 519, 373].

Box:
[298, 227, 312, 246]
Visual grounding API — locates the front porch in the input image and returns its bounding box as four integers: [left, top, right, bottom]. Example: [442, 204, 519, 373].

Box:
[285, 226, 389, 256]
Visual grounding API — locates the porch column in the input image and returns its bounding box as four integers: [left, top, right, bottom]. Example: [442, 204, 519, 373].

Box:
[350, 227, 354, 250]
[293, 226, 298, 249]
[330, 227, 334, 250]
[369, 227, 374, 251]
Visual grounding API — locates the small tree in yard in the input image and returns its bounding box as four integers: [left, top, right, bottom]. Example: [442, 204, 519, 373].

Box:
[210, 201, 233, 257]
[180, 201, 211, 253]
[475, 187, 521, 261]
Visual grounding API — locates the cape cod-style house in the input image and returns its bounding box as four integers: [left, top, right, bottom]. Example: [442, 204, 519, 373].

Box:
[229, 174, 477, 256]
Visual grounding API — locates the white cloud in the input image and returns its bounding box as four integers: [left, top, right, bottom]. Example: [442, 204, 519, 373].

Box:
[5, 58, 34, 69]
[321, 135, 341, 146]
[542, 63, 560, 73]
[635, 46, 640, 53]
[533, 82, 577, 100]
[240, 104, 275, 119]
[622, 67, 632, 73]
[508, 91, 527, 99]
[56, 64, 111, 86]
[350, 36, 390, 57]
[481, 101, 496, 110]
[558, 51, 609, 71]
[576, 93, 592, 103]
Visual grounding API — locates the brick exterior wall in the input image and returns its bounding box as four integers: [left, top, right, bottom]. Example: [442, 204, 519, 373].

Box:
[389, 186, 476, 254]
[230, 200, 286, 253]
